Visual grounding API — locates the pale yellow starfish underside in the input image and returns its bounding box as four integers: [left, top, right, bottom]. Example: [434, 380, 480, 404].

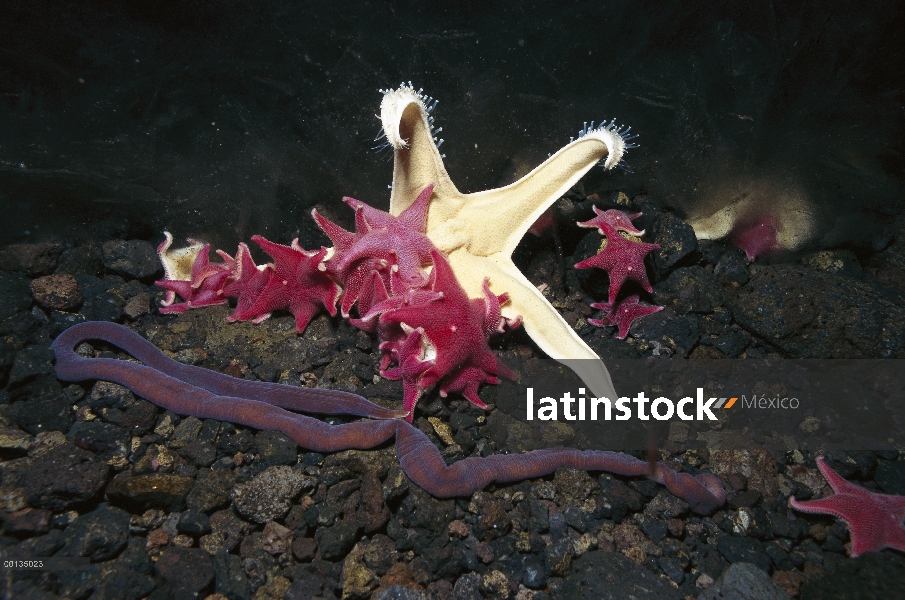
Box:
[380, 84, 627, 400]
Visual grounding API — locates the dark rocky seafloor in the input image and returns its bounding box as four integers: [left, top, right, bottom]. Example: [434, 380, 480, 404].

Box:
[0, 190, 904, 600]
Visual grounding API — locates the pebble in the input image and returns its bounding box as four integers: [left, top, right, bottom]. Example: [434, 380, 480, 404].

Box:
[101, 240, 160, 278]
[0, 272, 33, 323]
[177, 509, 212, 536]
[212, 551, 252, 600]
[106, 472, 195, 512]
[231, 465, 313, 523]
[29, 274, 83, 310]
[292, 537, 317, 561]
[253, 430, 298, 466]
[0, 425, 32, 455]
[561, 550, 682, 599]
[7, 347, 58, 389]
[24, 443, 110, 511]
[155, 546, 215, 599]
[453, 572, 482, 600]
[4, 507, 53, 534]
[698, 562, 790, 600]
[717, 536, 772, 573]
[60, 505, 131, 562]
[315, 520, 362, 560]
[659, 265, 724, 313]
[123, 292, 151, 319]
[653, 212, 698, 273]
[200, 509, 248, 555]
[0, 242, 63, 276]
[874, 459, 905, 494]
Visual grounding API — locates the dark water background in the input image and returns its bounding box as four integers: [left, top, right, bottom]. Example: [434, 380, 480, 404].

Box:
[1, 0, 902, 255]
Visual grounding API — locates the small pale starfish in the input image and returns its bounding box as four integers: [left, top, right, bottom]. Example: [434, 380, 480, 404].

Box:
[790, 456, 905, 557]
[380, 84, 630, 400]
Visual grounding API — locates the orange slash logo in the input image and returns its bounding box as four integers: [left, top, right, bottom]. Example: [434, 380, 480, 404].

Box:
[715, 397, 738, 409]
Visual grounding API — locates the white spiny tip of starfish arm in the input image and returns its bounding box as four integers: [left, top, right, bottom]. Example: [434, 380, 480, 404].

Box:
[379, 82, 433, 150]
[157, 231, 205, 282]
[580, 124, 627, 170]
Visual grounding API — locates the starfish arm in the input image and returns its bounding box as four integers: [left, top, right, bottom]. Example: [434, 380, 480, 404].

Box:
[791, 457, 905, 557]
[311, 209, 357, 252]
[157, 231, 206, 282]
[383, 84, 626, 260]
[443, 129, 626, 258]
[447, 249, 618, 400]
[789, 494, 856, 520]
[384, 86, 463, 218]
[816, 456, 874, 496]
[288, 300, 324, 333]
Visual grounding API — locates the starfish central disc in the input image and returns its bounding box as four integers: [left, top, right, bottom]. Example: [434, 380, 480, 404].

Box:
[380, 83, 629, 399]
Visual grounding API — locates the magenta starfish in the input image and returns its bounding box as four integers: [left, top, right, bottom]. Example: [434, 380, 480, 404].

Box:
[154, 185, 520, 421]
[574, 221, 659, 304]
[155, 238, 232, 314]
[589, 295, 663, 339]
[790, 456, 905, 557]
[312, 184, 435, 318]
[229, 236, 341, 332]
[375, 249, 518, 420]
[577, 206, 645, 236]
[220, 243, 274, 323]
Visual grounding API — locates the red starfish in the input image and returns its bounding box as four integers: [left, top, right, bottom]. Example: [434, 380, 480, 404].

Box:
[577, 206, 645, 236]
[312, 184, 435, 318]
[790, 456, 905, 557]
[729, 214, 781, 261]
[155, 242, 232, 314]
[220, 243, 274, 323]
[377, 249, 517, 420]
[589, 295, 663, 339]
[574, 222, 659, 304]
[229, 236, 340, 332]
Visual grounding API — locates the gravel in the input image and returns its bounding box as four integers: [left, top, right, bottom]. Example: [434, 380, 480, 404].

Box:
[1, 195, 904, 599]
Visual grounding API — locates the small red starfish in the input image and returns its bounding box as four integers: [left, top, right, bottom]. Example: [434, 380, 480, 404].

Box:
[230, 236, 340, 332]
[577, 206, 645, 236]
[155, 242, 232, 314]
[589, 295, 663, 339]
[574, 222, 659, 304]
[790, 456, 905, 557]
[221, 243, 273, 323]
[377, 249, 517, 420]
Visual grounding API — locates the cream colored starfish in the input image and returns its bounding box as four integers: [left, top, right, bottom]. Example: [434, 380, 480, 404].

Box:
[379, 84, 628, 400]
